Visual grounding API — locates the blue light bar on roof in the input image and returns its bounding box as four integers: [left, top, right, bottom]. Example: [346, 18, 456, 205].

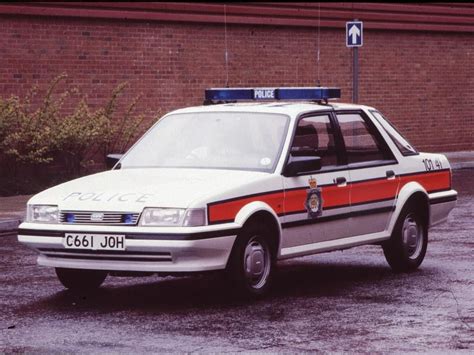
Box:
[204, 87, 341, 102]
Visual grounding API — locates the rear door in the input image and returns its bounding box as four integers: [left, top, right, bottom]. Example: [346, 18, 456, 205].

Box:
[335, 110, 400, 236]
[281, 112, 351, 249]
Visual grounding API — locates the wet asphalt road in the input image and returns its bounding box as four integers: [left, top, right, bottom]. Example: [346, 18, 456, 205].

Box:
[1, 170, 473, 353]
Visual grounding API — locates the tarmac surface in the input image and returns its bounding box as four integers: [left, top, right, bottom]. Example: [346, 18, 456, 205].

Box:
[0, 169, 473, 353]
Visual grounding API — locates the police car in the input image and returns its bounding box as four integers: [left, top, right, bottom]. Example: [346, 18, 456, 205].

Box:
[18, 87, 457, 296]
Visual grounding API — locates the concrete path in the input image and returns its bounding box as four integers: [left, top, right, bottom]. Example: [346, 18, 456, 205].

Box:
[443, 150, 474, 169]
[0, 195, 29, 234]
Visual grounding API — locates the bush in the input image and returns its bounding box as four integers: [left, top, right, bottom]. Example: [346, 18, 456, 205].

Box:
[0, 74, 156, 196]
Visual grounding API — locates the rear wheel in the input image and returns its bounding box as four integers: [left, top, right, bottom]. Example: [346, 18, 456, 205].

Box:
[383, 204, 428, 272]
[55, 268, 107, 291]
[226, 222, 275, 297]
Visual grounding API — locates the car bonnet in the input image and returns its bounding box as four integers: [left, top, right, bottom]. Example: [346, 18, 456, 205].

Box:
[27, 168, 270, 212]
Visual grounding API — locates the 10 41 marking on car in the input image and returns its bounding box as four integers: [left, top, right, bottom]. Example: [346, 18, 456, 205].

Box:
[422, 158, 443, 171]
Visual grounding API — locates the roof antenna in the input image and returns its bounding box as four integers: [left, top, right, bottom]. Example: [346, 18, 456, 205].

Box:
[224, 5, 229, 88]
[316, 2, 321, 87]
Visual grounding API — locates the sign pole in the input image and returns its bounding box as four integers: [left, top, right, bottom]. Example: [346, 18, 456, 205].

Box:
[352, 18, 359, 104]
[346, 19, 362, 104]
[353, 46, 358, 103]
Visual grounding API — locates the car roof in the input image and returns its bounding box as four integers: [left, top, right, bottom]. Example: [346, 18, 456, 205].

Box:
[168, 102, 375, 119]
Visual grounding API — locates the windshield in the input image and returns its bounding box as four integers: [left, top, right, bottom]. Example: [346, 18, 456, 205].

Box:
[120, 112, 290, 172]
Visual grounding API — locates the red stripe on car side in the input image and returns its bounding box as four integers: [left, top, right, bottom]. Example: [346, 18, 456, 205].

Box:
[208, 191, 284, 224]
[399, 170, 451, 193]
[207, 170, 451, 224]
[351, 178, 400, 205]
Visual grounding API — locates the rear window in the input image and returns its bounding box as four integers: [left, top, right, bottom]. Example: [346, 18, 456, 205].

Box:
[370, 110, 418, 156]
[337, 113, 391, 164]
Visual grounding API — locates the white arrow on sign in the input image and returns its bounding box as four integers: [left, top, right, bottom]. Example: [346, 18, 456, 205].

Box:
[348, 25, 361, 44]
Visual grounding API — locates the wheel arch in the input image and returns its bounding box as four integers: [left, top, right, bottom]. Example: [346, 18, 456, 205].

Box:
[234, 202, 282, 257]
[389, 182, 430, 234]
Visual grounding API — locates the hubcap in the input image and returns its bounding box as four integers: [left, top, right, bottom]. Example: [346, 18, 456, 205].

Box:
[243, 236, 271, 289]
[402, 214, 423, 260]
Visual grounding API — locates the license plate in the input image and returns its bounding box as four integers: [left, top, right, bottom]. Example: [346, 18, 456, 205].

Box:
[63, 233, 126, 251]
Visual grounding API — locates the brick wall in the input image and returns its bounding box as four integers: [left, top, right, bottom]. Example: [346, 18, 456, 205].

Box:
[0, 14, 473, 152]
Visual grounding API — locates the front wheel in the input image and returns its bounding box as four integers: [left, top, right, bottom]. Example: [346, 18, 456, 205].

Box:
[226, 223, 275, 297]
[383, 205, 428, 272]
[55, 268, 107, 291]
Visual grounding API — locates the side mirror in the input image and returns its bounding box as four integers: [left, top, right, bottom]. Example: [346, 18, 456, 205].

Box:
[106, 154, 123, 170]
[283, 156, 321, 177]
[290, 146, 318, 157]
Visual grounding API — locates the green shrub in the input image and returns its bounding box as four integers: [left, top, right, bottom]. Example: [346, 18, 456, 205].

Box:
[0, 74, 156, 195]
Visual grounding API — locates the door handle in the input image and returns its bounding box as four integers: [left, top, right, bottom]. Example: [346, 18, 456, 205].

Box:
[334, 176, 347, 186]
[386, 170, 395, 179]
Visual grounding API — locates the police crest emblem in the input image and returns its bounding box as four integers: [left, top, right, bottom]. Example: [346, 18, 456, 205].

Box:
[305, 177, 323, 218]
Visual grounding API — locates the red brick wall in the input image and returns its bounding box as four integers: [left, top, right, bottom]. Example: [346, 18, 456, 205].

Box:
[0, 14, 473, 152]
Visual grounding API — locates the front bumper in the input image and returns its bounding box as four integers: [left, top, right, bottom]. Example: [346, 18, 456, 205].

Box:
[18, 222, 240, 273]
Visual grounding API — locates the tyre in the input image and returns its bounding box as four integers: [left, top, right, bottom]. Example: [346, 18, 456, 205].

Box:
[383, 203, 428, 272]
[55, 268, 107, 291]
[226, 222, 275, 298]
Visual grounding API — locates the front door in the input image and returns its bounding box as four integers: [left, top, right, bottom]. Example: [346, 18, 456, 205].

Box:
[281, 113, 351, 249]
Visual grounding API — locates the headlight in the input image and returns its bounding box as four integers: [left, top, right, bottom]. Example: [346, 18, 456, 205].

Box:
[139, 208, 206, 227]
[27, 205, 59, 223]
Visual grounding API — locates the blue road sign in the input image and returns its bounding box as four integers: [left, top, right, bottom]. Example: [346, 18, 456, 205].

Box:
[346, 21, 363, 47]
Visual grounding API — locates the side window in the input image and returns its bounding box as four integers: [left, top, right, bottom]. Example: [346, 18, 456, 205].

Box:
[337, 112, 392, 164]
[291, 114, 338, 168]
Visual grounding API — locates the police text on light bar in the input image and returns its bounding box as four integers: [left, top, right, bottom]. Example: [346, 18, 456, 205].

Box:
[205, 87, 341, 103]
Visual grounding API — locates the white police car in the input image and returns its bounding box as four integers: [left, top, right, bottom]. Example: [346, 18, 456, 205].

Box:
[18, 87, 457, 296]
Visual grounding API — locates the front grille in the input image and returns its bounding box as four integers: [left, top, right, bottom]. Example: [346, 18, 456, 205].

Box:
[60, 211, 140, 226]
